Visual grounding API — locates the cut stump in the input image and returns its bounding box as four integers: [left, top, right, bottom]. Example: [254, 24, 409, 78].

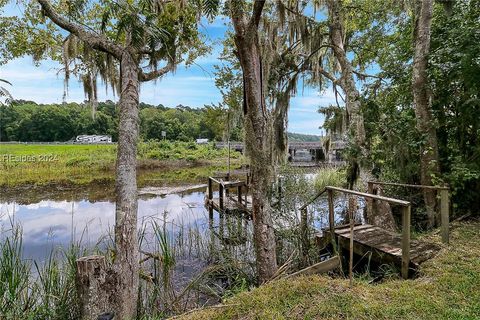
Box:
[76, 255, 112, 320]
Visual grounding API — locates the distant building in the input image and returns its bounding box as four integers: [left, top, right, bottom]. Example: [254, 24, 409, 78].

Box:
[323, 133, 346, 162]
[75, 135, 112, 143]
[196, 138, 209, 144]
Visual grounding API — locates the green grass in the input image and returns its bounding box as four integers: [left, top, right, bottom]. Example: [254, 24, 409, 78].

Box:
[0, 142, 244, 187]
[177, 220, 480, 320]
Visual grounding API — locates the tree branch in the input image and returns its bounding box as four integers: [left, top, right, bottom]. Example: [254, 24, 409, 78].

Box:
[230, 0, 247, 36]
[352, 70, 384, 82]
[37, 0, 124, 59]
[139, 60, 176, 82]
[248, 0, 266, 31]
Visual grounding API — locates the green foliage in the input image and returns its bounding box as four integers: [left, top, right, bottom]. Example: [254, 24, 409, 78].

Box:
[429, 0, 480, 213]
[0, 226, 81, 319]
[0, 78, 12, 106]
[363, 0, 480, 214]
[0, 101, 118, 142]
[138, 140, 240, 162]
[0, 101, 232, 143]
[287, 132, 321, 142]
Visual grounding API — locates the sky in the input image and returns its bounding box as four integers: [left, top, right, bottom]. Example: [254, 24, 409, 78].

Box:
[0, 6, 335, 135]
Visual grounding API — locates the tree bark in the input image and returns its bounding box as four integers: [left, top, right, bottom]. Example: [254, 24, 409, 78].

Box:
[412, 0, 440, 228]
[326, 0, 366, 152]
[230, 1, 278, 283]
[110, 51, 140, 318]
[272, 90, 290, 165]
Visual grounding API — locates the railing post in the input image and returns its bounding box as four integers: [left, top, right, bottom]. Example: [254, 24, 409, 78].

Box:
[219, 183, 224, 210]
[208, 178, 213, 201]
[367, 181, 374, 222]
[300, 207, 310, 266]
[327, 189, 337, 254]
[440, 188, 449, 244]
[348, 196, 355, 287]
[237, 185, 242, 204]
[401, 205, 411, 279]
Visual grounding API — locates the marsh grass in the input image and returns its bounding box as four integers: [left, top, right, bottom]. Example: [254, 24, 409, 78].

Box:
[0, 224, 83, 319]
[0, 142, 244, 187]
[313, 167, 346, 191]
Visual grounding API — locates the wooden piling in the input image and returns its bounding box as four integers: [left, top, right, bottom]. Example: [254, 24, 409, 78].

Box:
[349, 198, 354, 287]
[401, 205, 411, 279]
[300, 207, 310, 266]
[440, 189, 449, 244]
[238, 185, 242, 204]
[219, 183, 224, 210]
[327, 189, 336, 253]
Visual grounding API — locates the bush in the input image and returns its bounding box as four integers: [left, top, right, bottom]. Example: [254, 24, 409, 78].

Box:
[314, 168, 346, 191]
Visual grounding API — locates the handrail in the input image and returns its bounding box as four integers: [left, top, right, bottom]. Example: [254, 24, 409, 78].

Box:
[299, 188, 327, 211]
[368, 181, 450, 244]
[299, 185, 412, 279]
[326, 186, 411, 206]
[368, 181, 449, 190]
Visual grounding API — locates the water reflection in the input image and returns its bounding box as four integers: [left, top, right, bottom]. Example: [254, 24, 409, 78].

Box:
[0, 191, 212, 262]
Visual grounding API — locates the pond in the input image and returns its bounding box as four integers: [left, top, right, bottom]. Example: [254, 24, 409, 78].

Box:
[0, 188, 210, 261]
[0, 176, 365, 314]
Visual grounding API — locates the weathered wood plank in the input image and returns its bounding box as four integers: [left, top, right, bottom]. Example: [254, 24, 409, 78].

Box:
[286, 256, 340, 278]
[325, 220, 440, 276]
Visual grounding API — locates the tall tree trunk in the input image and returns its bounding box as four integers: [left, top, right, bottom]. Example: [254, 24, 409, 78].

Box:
[230, 3, 278, 283]
[272, 90, 290, 165]
[412, 0, 440, 228]
[326, 0, 366, 153]
[111, 51, 140, 318]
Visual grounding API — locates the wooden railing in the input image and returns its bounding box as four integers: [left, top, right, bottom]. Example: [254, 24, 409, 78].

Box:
[300, 186, 412, 279]
[368, 181, 450, 244]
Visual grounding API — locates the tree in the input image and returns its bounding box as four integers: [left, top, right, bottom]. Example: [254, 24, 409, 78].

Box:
[412, 0, 441, 227]
[322, 0, 368, 186]
[35, 0, 204, 317]
[228, 0, 278, 283]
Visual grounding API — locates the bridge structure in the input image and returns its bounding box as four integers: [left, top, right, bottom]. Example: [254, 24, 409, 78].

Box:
[215, 141, 323, 151]
[215, 141, 331, 163]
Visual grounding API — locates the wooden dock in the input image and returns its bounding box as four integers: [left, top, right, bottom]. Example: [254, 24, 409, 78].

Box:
[301, 186, 449, 279]
[317, 224, 440, 271]
[205, 175, 253, 219]
[207, 195, 252, 219]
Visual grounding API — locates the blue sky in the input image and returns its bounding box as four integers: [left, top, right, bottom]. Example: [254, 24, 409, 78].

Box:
[0, 7, 334, 135]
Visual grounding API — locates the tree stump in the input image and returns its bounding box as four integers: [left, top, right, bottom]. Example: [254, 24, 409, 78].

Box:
[76, 255, 112, 320]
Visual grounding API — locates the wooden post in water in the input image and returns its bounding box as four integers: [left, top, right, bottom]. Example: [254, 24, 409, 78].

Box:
[238, 185, 242, 204]
[327, 189, 337, 254]
[208, 178, 213, 201]
[440, 188, 449, 244]
[401, 205, 411, 279]
[300, 207, 310, 266]
[219, 183, 224, 210]
[208, 178, 214, 219]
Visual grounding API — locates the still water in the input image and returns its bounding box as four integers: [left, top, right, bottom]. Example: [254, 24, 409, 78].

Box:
[0, 179, 365, 265]
[0, 188, 212, 262]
